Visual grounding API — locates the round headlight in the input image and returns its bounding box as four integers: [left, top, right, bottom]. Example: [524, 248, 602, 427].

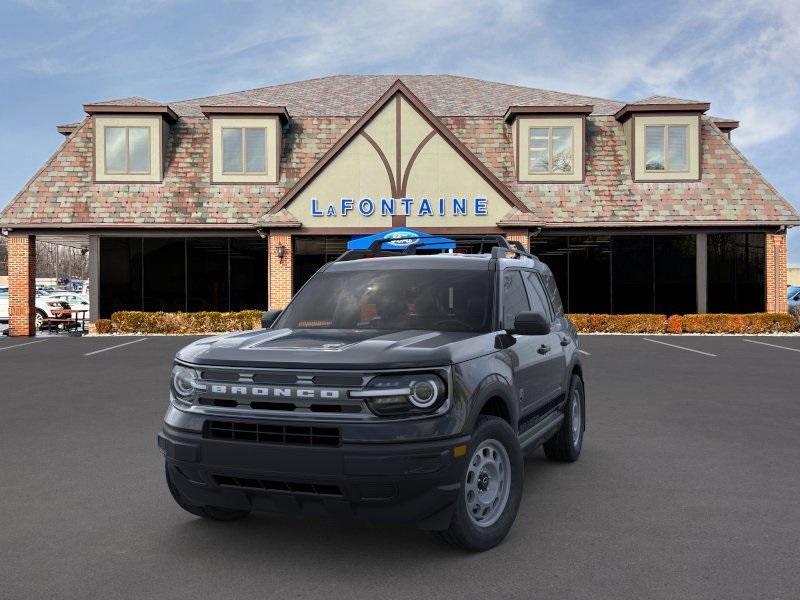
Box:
[172, 365, 198, 398]
[409, 379, 439, 408]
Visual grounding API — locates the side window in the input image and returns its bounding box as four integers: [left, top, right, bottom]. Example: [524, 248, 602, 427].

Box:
[502, 271, 531, 329]
[523, 271, 552, 321]
[540, 270, 564, 317]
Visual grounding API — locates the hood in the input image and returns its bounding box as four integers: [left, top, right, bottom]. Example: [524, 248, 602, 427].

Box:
[176, 327, 497, 370]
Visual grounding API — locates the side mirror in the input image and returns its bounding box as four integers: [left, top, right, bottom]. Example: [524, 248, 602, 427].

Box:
[261, 309, 282, 329]
[511, 311, 550, 336]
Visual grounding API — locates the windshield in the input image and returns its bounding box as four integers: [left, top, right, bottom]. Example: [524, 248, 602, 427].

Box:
[275, 268, 494, 333]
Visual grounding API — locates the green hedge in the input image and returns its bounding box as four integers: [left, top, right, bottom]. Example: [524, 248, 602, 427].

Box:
[110, 310, 262, 334]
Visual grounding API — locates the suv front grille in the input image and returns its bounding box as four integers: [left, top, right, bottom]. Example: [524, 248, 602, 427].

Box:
[213, 475, 343, 497]
[205, 420, 341, 446]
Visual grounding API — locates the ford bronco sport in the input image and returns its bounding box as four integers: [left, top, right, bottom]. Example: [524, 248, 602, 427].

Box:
[158, 236, 585, 551]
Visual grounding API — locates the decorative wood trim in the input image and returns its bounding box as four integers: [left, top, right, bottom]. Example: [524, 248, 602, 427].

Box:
[614, 102, 710, 122]
[83, 103, 178, 122]
[399, 130, 436, 197]
[268, 79, 530, 215]
[360, 131, 398, 199]
[200, 105, 290, 122]
[504, 104, 593, 122]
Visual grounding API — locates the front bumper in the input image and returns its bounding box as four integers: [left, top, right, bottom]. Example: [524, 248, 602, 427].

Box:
[158, 422, 470, 530]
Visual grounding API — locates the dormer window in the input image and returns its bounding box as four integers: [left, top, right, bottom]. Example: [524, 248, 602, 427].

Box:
[644, 124, 688, 172]
[105, 126, 151, 174]
[505, 106, 591, 183]
[201, 106, 289, 184]
[222, 127, 268, 174]
[528, 126, 574, 174]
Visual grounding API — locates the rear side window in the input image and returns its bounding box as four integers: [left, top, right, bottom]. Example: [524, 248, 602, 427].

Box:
[523, 271, 552, 320]
[502, 271, 531, 329]
[540, 270, 564, 317]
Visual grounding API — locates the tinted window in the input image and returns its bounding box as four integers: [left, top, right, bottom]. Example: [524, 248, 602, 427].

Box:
[502, 271, 531, 329]
[540, 270, 564, 316]
[277, 269, 494, 333]
[523, 271, 551, 320]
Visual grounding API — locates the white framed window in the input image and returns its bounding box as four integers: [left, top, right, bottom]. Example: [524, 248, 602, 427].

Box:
[644, 124, 689, 172]
[210, 116, 279, 183]
[221, 127, 268, 174]
[517, 117, 583, 183]
[104, 126, 151, 175]
[528, 126, 574, 175]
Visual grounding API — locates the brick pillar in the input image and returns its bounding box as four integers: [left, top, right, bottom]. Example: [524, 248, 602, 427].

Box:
[268, 231, 293, 309]
[504, 229, 530, 252]
[8, 234, 36, 336]
[765, 232, 788, 312]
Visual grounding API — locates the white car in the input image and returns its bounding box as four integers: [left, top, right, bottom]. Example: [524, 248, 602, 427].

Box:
[46, 292, 90, 320]
[0, 288, 74, 329]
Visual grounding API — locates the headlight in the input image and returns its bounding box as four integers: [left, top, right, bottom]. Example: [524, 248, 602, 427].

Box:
[352, 373, 447, 416]
[171, 364, 200, 402]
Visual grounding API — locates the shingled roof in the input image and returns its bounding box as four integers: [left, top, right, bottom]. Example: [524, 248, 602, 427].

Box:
[1, 75, 797, 229]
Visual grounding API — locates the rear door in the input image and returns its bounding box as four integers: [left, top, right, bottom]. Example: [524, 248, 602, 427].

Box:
[500, 270, 552, 417]
[523, 270, 565, 408]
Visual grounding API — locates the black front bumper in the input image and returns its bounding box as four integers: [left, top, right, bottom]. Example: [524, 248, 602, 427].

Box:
[158, 423, 470, 530]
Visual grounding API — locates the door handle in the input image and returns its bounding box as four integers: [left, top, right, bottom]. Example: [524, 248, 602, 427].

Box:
[537, 344, 551, 355]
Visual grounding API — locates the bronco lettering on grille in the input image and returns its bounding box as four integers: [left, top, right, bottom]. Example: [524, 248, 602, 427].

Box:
[208, 384, 341, 400]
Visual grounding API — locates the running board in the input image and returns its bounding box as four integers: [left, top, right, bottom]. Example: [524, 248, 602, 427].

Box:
[519, 411, 564, 451]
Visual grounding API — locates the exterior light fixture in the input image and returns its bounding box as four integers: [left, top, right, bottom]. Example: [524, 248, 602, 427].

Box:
[275, 243, 286, 263]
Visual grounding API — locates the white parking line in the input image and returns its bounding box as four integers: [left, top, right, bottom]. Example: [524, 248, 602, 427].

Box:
[84, 338, 147, 356]
[743, 339, 800, 353]
[641, 337, 717, 357]
[0, 339, 49, 352]
[578, 349, 591, 356]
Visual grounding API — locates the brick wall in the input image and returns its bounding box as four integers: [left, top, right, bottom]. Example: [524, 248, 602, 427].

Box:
[268, 231, 294, 309]
[7, 234, 36, 336]
[504, 229, 530, 252]
[765, 232, 788, 313]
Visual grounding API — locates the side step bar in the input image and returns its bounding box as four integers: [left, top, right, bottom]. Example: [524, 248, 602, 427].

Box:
[519, 411, 563, 451]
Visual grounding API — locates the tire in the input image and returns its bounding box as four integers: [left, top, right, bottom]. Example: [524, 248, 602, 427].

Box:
[165, 463, 250, 522]
[543, 374, 585, 462]
[438, 416, 523, 551]
[35, 309, 46, 330]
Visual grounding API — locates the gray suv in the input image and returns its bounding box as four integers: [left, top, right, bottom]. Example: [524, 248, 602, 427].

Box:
[158, 236, 585, 551]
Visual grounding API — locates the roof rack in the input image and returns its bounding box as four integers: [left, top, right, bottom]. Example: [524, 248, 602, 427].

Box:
[335, 234, 536, 262]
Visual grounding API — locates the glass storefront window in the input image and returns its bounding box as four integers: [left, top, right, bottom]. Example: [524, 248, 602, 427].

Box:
[708, 233, 765, 313]
[98, 237, 267, 318]
[532, 234, 697, 315]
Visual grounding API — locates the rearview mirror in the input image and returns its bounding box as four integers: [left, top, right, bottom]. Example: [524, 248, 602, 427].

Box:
[511, 311, 550, 336]
[261, 309, 282, 329]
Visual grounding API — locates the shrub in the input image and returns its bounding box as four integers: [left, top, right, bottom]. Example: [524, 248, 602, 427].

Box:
[567, 314, 667, 333]
[94, 319, 113, 334]
[680, 313, 797, 334]
[111, 310, 263, 334]
[665, 314, 683, 334]
[567, 312, 798, 334]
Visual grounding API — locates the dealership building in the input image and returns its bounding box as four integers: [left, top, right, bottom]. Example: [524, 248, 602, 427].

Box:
[1, 75, 797, 335]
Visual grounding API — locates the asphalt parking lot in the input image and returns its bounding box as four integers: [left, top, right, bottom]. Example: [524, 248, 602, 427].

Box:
[1, 334, 799, 600]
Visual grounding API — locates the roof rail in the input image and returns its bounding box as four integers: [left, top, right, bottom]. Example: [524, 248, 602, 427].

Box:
[335, 234, 536, 261]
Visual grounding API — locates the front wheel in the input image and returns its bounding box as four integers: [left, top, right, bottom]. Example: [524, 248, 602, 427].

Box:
[438, 416, 523, 551]
[165, 464, 250, 522]
[543, 374, 585, 462]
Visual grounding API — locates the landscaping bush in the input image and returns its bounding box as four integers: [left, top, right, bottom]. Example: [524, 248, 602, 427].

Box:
[680, 313, 797, 334]
[110, 310, 263, 334]
[567, 312, 798, 334]
[94, 319, 113, 334]
[567, 314, 667, 333]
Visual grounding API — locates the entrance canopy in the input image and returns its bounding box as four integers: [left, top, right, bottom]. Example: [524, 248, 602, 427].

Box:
[347, 227, 455, 251]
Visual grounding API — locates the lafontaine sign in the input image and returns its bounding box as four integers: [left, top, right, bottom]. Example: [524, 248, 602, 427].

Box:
[311, 196, 488, 218]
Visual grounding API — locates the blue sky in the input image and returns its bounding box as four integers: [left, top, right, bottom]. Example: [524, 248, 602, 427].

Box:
[1, 0, 798, 261]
